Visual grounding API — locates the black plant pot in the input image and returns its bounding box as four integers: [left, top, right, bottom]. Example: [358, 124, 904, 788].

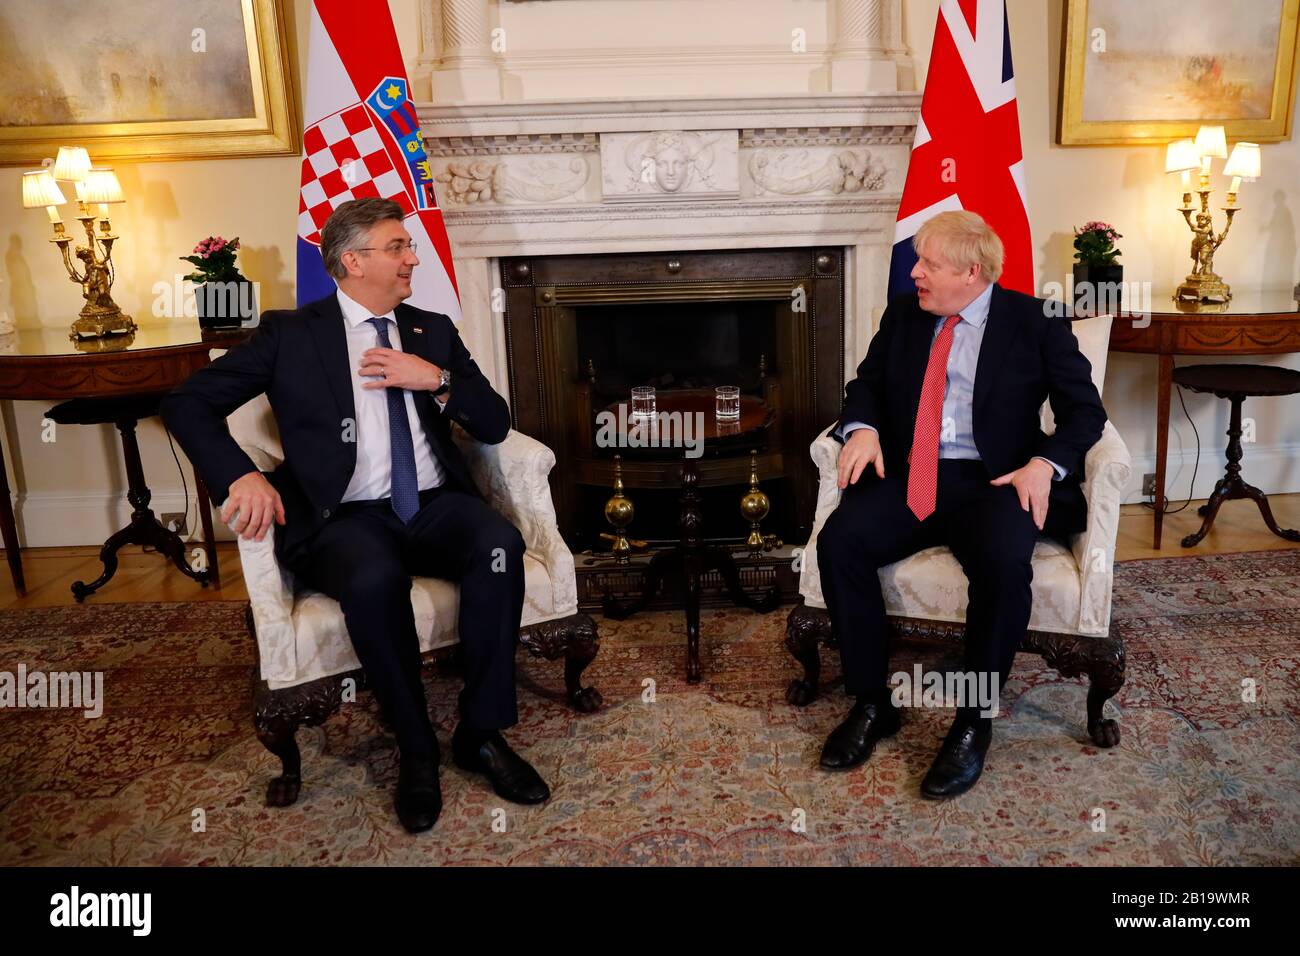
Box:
[195, 279, 256, 329]
[1072, 263, 1123, 314]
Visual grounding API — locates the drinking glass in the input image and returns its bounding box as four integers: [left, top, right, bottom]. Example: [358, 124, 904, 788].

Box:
[630, 386, 656, 422]
[715, 385, 740, 422]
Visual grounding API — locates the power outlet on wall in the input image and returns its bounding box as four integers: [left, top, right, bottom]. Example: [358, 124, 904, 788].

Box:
[1142, 473, 1157, 497]
[162, 512, 187, 535]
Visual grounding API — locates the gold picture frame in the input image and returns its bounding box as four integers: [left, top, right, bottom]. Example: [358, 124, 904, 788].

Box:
[0, 0, 298, 165]
[1059, 0, 1300, 146]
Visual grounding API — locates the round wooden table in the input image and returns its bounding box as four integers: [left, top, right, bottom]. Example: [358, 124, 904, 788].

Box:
[598, 388, 781, 682]
[0, 321, 252, 596]
[1171, 363, 1300, 548]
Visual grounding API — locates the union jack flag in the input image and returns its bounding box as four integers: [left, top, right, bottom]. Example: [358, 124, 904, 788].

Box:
[888, 0, 1033, 297]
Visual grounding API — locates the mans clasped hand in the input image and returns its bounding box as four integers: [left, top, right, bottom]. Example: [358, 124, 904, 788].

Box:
[358, 346, 447, 394]
[221, 472, 283, 543]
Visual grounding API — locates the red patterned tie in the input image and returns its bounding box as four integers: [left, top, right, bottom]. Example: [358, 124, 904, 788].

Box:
[907, 314, 962, 521]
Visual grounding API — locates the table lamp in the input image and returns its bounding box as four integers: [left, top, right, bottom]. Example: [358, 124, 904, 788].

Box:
[1171, 125, 1261, 305]
[22, 146, 135, 340]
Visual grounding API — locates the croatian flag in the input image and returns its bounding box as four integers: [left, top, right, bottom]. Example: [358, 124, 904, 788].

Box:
[887, 0, 1033, 297]
[295, 0, 460, 319]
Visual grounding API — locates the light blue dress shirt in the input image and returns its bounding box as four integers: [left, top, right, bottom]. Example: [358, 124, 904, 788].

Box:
[840, 283, 1064, 479]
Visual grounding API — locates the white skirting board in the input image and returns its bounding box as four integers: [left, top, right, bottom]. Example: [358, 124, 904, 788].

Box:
[4, 490, 223, 550]
[1122, 442, 1300, 507]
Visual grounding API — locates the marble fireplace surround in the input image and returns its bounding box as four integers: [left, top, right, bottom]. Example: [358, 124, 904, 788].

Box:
[419, 91, 922, 399]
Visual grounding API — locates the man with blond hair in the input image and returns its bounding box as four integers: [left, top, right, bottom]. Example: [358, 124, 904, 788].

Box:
[817, 210, 1106, 797]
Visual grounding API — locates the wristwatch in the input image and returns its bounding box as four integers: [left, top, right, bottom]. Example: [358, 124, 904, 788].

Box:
[432, 367, 452, 397]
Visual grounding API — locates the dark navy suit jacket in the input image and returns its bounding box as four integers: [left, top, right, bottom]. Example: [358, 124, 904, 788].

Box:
[161, 293, 510, 564]
[833, 283, 1107, 518]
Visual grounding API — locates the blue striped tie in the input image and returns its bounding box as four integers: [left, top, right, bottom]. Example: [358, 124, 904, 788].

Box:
[367, 317, 420, 523]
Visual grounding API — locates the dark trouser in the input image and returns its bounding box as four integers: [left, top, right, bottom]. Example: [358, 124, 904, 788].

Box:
[816, 460, 1086, 724]
[288, 485, 526, 759]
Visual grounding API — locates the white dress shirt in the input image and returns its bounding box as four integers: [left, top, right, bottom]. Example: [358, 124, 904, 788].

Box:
[336, 288, 446, 503]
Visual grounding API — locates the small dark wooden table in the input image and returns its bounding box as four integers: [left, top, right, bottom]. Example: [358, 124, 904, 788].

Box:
[0, 321, 252, 597]
[1171, 364, 1300, 548]
[600, 390, 781, 682]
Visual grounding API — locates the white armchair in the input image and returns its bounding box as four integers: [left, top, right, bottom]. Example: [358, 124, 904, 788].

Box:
[786, 315, 1132, 748]
[225, 394, 601, 807]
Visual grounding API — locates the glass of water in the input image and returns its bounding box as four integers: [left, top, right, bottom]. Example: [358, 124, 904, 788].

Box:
[715, 385, 740, 422]
[630, 386, 656, 423]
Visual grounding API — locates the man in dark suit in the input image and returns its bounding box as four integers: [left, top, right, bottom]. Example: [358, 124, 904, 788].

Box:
[162, 197, 547, 833]
[817, 210, 1106, 797]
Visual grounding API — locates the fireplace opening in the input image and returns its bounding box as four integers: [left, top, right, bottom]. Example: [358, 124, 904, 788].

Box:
[575, 300, 786, 549]
[501, 246, 847, 606]
[577, 300, 777, 399]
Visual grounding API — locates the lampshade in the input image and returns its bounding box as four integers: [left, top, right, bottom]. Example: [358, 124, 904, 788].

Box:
[1222, 142, 1261, 182]
[1194, 125, 1228, 159]
[51, 146, 92, 182]
[21, 169, 66, 208]
[1164, 138, 1199, 173]
[81, 167, 125, 204]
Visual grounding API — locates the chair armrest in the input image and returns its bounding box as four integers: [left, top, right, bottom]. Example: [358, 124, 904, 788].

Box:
[231, 518, 298, 684]
[1071, 421, 1133, 634]
[452, 426, 577, 616]
[226, 393, 283, 474]
[798, 425, 843, 608]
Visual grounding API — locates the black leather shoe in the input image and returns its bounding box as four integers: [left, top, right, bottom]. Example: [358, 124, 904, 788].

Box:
[819, 698, 901, 771]
[452, 725, 550, 805]
[921, 720, 992, 799]
[394, 755, 442, 833]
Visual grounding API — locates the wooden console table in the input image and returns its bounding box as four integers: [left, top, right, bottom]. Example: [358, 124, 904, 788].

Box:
[1107, 290, 1300, 548]
[0, 322, 251, 596]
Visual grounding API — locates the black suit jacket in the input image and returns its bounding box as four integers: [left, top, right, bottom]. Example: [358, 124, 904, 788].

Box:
[834, 283, 1107, 517]
[161, 293, 511, 564]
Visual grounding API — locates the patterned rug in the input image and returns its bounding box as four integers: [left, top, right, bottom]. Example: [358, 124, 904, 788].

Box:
[1, 550, 1297, 866]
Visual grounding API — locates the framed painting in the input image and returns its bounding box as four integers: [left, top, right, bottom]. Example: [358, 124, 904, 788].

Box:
[0, 0, 297, 165]
[1059, 0, 1300, 145]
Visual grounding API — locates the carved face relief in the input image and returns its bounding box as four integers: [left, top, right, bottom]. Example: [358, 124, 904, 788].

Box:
[620, 131, 719, 195]
[654, 146, 689, 192]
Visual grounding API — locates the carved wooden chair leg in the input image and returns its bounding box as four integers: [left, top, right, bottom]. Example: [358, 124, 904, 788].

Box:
[1082, 640, 1125, 748]
[251, 668, 347, 808]
[1028, 632, 1126, 748]
[255, 711, 303, 808]
[520, 612, 603, 713]
[785, 603, 829, 706]
[247, 608, 306, 807]
[560, 613, 603, 712]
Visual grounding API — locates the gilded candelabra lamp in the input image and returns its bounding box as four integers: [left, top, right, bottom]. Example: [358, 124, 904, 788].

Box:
[21, 146, 135, 340]
[1164, 127, 1261, 305]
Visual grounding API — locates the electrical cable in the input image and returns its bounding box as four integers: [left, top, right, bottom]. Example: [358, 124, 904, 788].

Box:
[1143, 380, 1201, 515]
[164, 424, 191, 537]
